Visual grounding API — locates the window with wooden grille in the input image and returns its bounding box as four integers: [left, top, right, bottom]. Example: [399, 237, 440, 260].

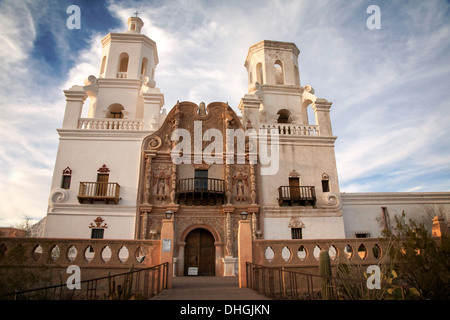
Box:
[322, 179, 330, 192]
[91, 228, 104, 239]
[355, 232, 370, 238]
[291, 228, 303, 239]
[61, 167, 72, 189]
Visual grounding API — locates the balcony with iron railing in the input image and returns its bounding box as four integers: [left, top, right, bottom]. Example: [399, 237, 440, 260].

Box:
[77, 182, 121, 204]
[176, 178, 225, 206]
[278, 186, 316, 206]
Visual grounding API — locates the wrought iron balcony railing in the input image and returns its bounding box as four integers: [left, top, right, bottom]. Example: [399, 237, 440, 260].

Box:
[177, 178, 225, 206]
[278, 186, 316, 206]
[78, 182, 120, 204]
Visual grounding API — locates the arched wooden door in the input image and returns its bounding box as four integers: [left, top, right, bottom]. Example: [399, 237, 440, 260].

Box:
[184, 228, 215, 276]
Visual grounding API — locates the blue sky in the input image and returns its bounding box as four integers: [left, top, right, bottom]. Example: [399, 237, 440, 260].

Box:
[1, 0, 449, 226]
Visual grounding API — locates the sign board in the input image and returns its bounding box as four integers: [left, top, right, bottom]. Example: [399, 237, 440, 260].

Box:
[188, 267, 198, 276]
[162, 239, 172, 252]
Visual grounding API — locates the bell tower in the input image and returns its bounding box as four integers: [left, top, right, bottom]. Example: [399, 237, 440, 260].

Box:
[82, 14, 163, 129]
[239, 40, 333, 135]
[98, 15, 157, 81]
[245, 40, 301, 88]
[239, 40, 345, 240]
[240, 40, 305, 128]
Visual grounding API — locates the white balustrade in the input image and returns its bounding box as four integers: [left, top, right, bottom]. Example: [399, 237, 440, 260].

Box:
[78, 118, 143, 131]
[116, 72, 127, 78]
[259, 123, 320, 136]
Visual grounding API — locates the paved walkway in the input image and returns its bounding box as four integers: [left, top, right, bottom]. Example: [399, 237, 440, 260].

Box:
[150, 276, 271, 300]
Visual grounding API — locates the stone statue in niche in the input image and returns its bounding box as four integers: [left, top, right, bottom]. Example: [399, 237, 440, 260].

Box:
[250, 180, 257, 204]
[232, 167, 249, 202]
[236, 179, 246, 201]
[156, 179, 166, 200]
[198, 102, 206, 116]
[153, 164, 171, 202]
[223, 106, 235, 128]
[237, 180, 244, 196]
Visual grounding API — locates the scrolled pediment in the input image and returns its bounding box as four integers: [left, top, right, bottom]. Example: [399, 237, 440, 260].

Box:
[142, 101, 244, 153]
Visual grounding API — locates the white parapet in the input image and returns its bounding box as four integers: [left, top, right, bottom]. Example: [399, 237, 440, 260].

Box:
[259, 123, 320, 136]
[78, 118, 144, 130]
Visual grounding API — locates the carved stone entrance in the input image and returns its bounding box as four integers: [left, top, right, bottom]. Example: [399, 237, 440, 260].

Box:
[184, 228, 215, 276]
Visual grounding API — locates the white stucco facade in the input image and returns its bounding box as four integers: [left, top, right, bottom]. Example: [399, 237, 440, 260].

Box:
[43, 16, 449, 243]
[44, 17, 163, 239]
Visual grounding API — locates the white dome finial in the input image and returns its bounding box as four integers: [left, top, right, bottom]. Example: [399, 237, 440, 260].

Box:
[127, 14, 144, 33]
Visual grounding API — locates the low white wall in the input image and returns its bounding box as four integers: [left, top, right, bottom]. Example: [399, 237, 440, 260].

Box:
[341, 192, 450, 238]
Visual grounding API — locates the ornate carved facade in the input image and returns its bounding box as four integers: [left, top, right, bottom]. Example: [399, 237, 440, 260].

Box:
[136, 101, 260, 275]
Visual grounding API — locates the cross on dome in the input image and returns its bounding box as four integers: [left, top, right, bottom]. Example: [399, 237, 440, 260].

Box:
[127, 12, 144, 33]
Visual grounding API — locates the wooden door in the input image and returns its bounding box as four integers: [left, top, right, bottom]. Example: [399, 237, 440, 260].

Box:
[184, 229, 215, 276]
[289, 177, 300, 199]
[96, 173, 109, 196]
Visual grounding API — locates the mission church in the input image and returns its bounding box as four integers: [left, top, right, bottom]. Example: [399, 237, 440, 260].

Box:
[42, 15, 450, 276]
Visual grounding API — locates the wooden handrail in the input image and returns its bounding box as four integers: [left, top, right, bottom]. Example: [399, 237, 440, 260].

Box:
[278, 186, 316, 206]
[278, 186, 316, 199]
[78, 182, 120, 204]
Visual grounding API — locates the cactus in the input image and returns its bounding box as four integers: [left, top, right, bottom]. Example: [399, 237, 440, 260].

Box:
[319, 249, 333, 300]
[123, 266, 134, 299]
[104, 266, 134, 300]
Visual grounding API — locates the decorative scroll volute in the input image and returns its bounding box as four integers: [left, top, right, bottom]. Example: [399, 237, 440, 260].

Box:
[142, 101, 244, 154]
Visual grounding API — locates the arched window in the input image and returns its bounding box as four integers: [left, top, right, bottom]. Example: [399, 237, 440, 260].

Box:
[100, 56, 107, 77]
[274, 60, 284, 85]
[61, 167, 72, 189]
[321, 173, 330, 192]
[140, 57, 148, 76]
[118, 53, 129, 78]
[107, 104, 125, 118]
[119, 55, 129, 72]
[256, 62, 263, 84]
[277, 109, 291, 123]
